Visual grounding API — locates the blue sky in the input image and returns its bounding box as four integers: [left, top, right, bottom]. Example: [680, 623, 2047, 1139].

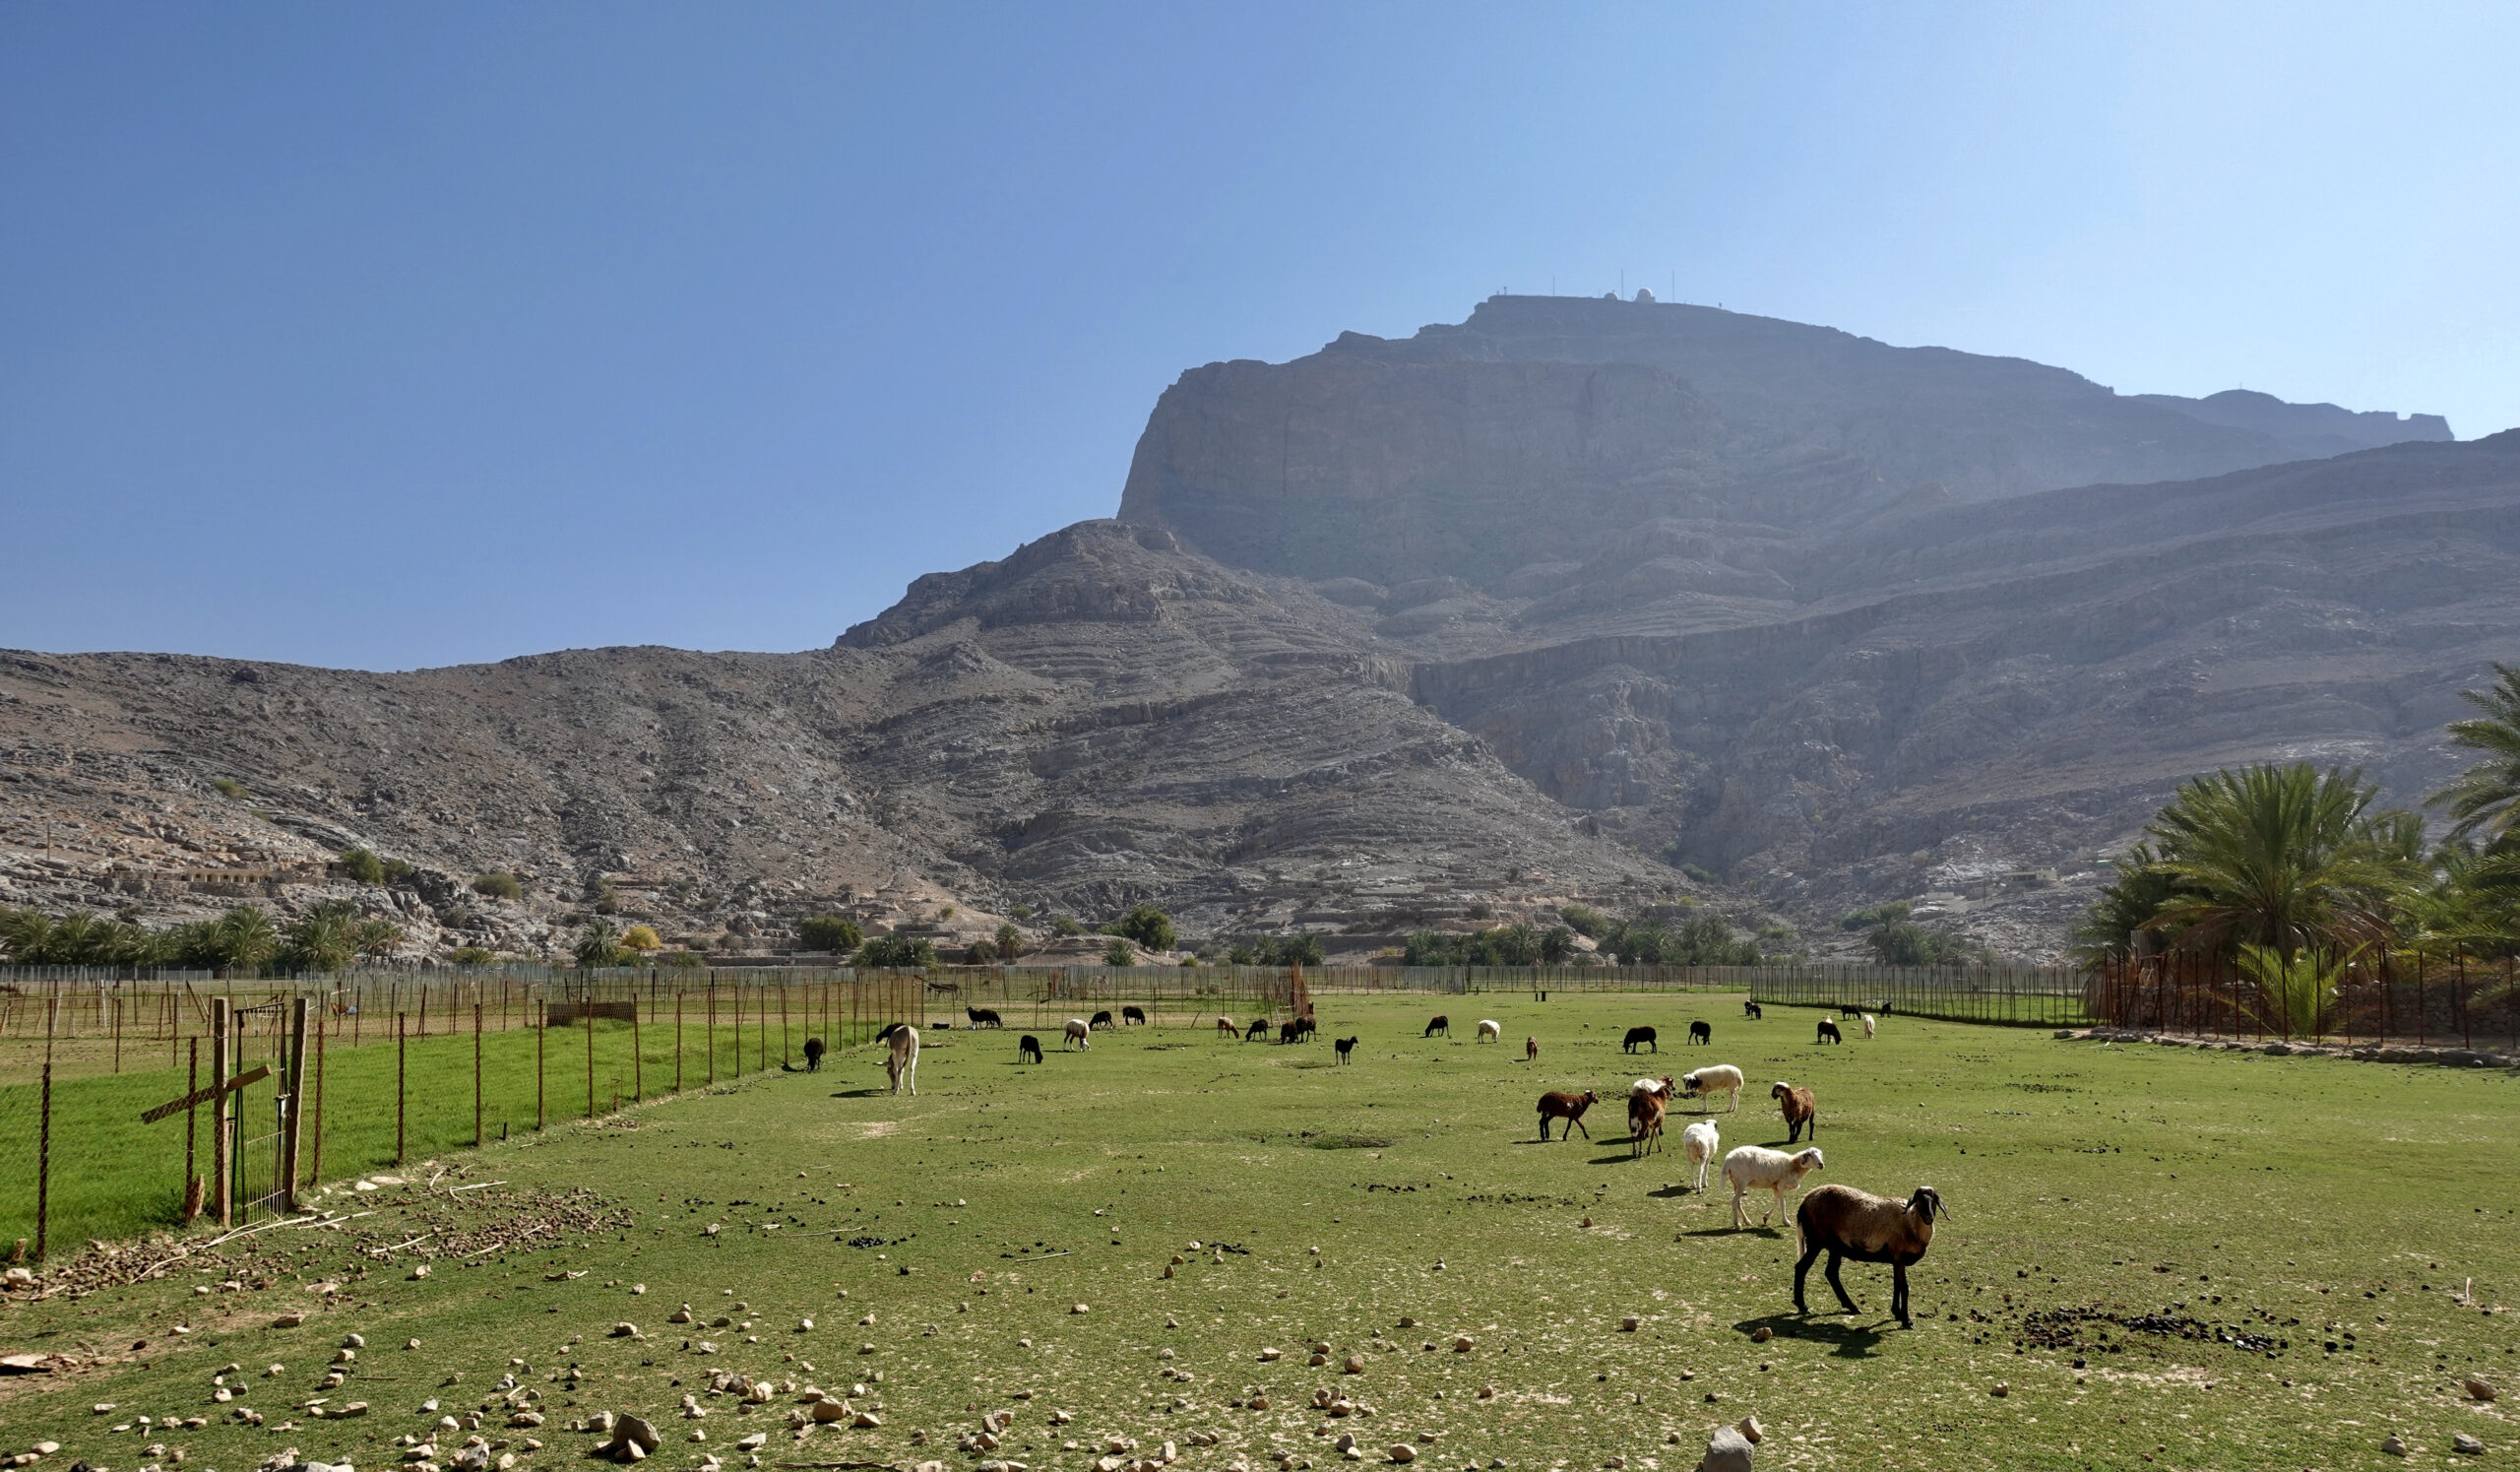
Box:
[4, 3, 2515, 671]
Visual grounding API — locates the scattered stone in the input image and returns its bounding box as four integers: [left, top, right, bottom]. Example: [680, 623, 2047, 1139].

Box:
[2381, 1434, 2408, 1457]
[1452, 1337, 1473, 1354]
[1734, 1418, 1763, 1445]
[1386, 1448, 1415, 1465]
[2468, 1377, 2498, 1402]
[409, 1266, 430, 1281]
[1345, 1355, 1367, 1376]
[1072, 1305, 1090, 1315]
[272, 1314, 306, 1329]
[1748, 1327, 1770, 1344]
[852, 1413, 882, 1430]
[1989, 1384, 2008, 1398]
[1259, 1349, 1283, 1363]
[2454, 1433, 2486, 1456]
[1619, 1316, 1639, 1333]
[610, 1324, 640, 1339]
[1697, 1426, 1753, 1472]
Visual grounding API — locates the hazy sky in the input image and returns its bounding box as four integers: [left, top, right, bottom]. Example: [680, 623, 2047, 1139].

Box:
[5, 3, 2515, 671]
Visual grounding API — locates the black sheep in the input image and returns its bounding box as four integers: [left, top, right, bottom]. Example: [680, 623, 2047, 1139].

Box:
[1017, 1034, 1043, 1064]
[1687, 1020, 1712, 1045]
[801, 1037, 826, 1071]
[1622, 1025, 1658, 1054]
[1816, 1018, 1843, 1044]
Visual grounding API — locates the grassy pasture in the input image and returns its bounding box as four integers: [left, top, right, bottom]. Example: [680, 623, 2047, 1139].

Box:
[1, 992, 2514, 1472]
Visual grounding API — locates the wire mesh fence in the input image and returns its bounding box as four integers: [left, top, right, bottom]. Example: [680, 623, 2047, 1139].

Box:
[2088, 951, 2520, 1048]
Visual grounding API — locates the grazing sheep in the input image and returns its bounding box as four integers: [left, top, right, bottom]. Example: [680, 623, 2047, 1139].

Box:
[1292, 1015, 1318, 1043]
[1334, 1036, 1358, 1064]
[1279, 1021, 1302, 1045]
[1622, 1025, 1659, 1054]
[1680, 1120, 1721, 1192]
[1477, 1019, 1502, 1043]
[1216, 1015, 1237, 1038]
[1424, 1014, 1451, 1039]
[1742, 999, 1763, 1019]
[1687, 1020, 1712, 1046]
[1680, 1063, 1745, 1113]
[1773, 1081, 1818, 1142]
[886, 1024, 920, 1096]
[1815, 1018, 1843, 1045]
[1628, 1089, 1668, 1159]
[1525, 1035, 1539, 1062]
[875, 1021, 910, 1044]
[1063, 1018, 1092, 1051]
[801, 1037, 826, 1072]
[1794, 1184, 1944, 1328]
[1722, 1144, 1824, 1231]
[1537, 1089, 1601, 1141]
[1017, 1034, 1043, 1064]
[1122, 1005, 1148, 1026]
[966, 1005, 1003, 1029]
[1630, 1075, 1675, 1101]
[1090, 1009, 1117, 1031]
[1244, 1017, 1270, 1042]
[1861, 1013, 1877, 1040]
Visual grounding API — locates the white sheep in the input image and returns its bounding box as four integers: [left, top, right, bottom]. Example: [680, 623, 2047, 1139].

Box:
[1680, 1063, 1744, 1113]
[1680, 1120, 1720, 1192]
[1722, 1144, 1825, 1233]
[1062, 1018, 1092, 1051]
[1861, 1013, 1877, 1039]
[1477, 1019, 1502, 1043]
[1630, 1075, 1674, 1100]
[886, 1024, 920, 1096]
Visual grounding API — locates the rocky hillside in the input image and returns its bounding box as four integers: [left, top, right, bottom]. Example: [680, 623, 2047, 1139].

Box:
[2, 297, 2492, 962]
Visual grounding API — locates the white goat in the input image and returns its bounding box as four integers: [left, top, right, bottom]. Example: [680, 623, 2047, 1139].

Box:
[1680, 1063, 1744, 1114]
[1062, 1018, 1092, 1051]
[1861, 1013, 1877, 1039]
[1477, 1019, 1502, 1043]
[1723, 1144, 1824, 1233]
[1680, 1120, 1721, 1192]
[886, 1024, 920, 1096]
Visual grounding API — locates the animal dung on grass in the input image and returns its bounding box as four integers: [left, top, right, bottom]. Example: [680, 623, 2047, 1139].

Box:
[1453, 1335, 1474, 1352]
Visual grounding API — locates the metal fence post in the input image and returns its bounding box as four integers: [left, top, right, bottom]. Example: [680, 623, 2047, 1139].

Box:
[308, 1007, 326, 1190]
[213, 996, 232, 1227]
[473, 1003, 485, 1147]
[536, 999, 546, 1129]
[280, 997, 308, 1211]
[395, 1012, 407, 1167]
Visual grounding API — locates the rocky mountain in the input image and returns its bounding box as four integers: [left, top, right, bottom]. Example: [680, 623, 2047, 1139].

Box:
[1, 296, 2494, 962]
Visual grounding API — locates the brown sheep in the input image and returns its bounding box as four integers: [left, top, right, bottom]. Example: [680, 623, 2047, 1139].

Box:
[1525, 1035, 1539, 1062]
[1627, 1089, 1667, 1159]
[1216, 1015, 1238, 1038]
[1793, 1184, 1945, 1328]
[1424, 1014, 1451, 1038]
[1536, 1089, 1600, 1141]
[1773, 1081, 1817, 1143]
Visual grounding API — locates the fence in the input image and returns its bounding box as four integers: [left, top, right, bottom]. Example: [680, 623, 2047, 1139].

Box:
[2088, 951, 2520, 1049]
[1, 958, 2100, 1261]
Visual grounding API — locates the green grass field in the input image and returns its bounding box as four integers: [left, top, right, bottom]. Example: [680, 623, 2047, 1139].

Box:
[1, 992, 2513, 1472]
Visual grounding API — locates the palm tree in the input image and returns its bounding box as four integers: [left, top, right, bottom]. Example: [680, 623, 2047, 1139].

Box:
[283, 913, 358, 973]
[212, 905, 279, 974]
[574, 919, 623, 969]
[353, 918, 405, 962]
[2139, 763, 2415, 962]
[2428, 663, 2520, 847]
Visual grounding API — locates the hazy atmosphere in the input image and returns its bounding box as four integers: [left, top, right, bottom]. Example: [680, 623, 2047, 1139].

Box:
[6, 2, 2514, 670]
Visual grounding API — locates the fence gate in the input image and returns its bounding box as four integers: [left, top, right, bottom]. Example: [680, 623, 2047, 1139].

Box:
[223, 996, 308, 1224]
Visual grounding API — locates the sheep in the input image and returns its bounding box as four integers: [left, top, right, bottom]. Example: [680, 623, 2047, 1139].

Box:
[1680, 1063, 1744, 1114]
[1423, 1014, 1451, 1039]
[1278, 1021, 1301, 1045]
[1793, 1184, 1945, 1328]
[1216, 1015, 1237, 1038]
[1525, 1035, 1539, 1062]
[1772, 1081, 1817, 1143]
[1630, 1075, 1675, 1101]
[886, 1024, 920, 1096]
[1742, 999, 1763, 1019]
[1292, 1015, 1318, 1043]
[1621, 1025, 1658, 1053]
[1090, 1009, 1117, 1031]
[1861, 1012, 1877, 1040]
[1244, 1017, 1270, 1042]
[1627, 1089, 1667, 1159]
[1063, 1018, 1092, 1051]
[1334, 1036, 1358, 1063]
[1476, 1019, 1502, 1043]
[1679, 1120, 1720, 1192]
[1687, 1020, 1712, 1046]
[1122, 1005, 1149, 1026]
[1017, 1034, 1043, 1064]
[801, 1037, 826, 1072]
[1537, 1089, 1600, 1141]
[1815, 1017, 1843, 1045]
[966, 1005, 1003, 1029]
[875, 1021, 910, 1044]
[1722, 1144, 1824, 1231]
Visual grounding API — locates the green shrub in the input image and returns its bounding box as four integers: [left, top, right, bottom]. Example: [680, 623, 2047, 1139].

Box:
[856, 934, 937, 969]
[1558, 904, 1610, 938]
[472, 871, 524, 901]
[450, 945, 495, 965]
[212, 777, 247, 799]
[1051, 915, 1085, 937]
[798, 914, 865, 952]
[1009, 903, 1036, 922]
[662, 950, 705, 968]
[1116, 903, 1176, 952]
[340, 849, 386, 885]
[1841, 900, 1913, 931]
[573, 920, 624, 969]
[380, 858, 418, 887]
[1102, 937, 1135, 967]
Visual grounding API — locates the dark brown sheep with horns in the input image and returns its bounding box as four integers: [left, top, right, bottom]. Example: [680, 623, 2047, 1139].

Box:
[1792, 1184, 1945, 1328]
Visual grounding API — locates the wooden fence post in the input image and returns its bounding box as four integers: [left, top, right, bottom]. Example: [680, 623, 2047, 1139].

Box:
[308, 1007, 326, 1189]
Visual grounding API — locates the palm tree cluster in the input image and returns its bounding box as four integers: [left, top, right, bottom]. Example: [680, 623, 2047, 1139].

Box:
[0, 900, 404, 974]
[2077, 665, 2520, 1017]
